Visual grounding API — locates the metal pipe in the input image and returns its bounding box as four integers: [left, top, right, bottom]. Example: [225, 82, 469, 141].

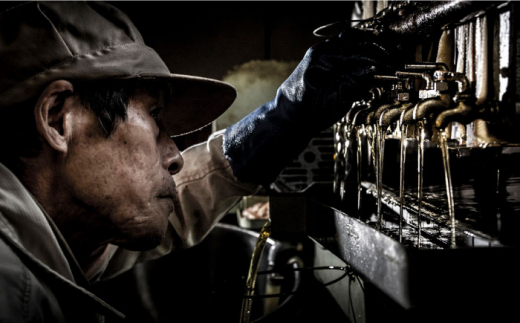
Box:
[465, 20, 476, 87]
[474, 12, 488, 106]
[386, 0, 501, 37]
[314, 1, 503, 40]
[472, 11, 499, 146]
[376, 0, 388, 15]
[439, 12, 500, 144]
[374, 75, 399, 81]
[436, 25, 455, 71]
[455, 24, 466, 74]
[435, 13, 478, 130]
[363, 0, 375, 21]
[405, 63, 449, 71]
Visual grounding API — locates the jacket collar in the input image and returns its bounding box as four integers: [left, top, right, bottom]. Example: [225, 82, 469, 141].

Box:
[0, 162, 75, 281]
[0, 163, 125, 320]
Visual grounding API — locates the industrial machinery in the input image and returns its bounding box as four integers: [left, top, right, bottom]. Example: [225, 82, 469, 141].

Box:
[269, 1, 520, 322]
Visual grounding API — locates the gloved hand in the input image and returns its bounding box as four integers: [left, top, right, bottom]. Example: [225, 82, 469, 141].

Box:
[223, 29, 400, 186]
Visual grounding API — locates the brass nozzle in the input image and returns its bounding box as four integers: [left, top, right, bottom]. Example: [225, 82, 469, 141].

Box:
[378, 101, 414, 126]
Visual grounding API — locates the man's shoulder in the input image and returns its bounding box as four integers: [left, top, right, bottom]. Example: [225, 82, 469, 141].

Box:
[0, 232, 33, 320]
[0, 231, 25, 279]
[0, 230, 66, 322]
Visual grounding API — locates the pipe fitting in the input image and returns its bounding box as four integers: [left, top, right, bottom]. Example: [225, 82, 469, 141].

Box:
[396, 71, 434, 90]
[405, 63, 449, 72]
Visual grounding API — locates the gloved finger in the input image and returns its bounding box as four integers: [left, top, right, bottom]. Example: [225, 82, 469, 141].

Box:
[312, 28, 383, 51]
[310, 45, 392, 68]
[307, 59, 391, 112]
[307, 55, 395, 84]
[310, 38, 391, 61]
[307, 74, 372, 131]
[308, 40, 399, 76]
[338, 28, 402, 55]
[312, 28, 403, 68]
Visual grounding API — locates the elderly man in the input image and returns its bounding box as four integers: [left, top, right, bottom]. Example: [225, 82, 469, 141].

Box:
[0, 1, 394, 322]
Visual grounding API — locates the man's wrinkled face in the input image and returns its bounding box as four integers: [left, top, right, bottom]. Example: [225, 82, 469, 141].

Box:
[63, 89, 183, 250]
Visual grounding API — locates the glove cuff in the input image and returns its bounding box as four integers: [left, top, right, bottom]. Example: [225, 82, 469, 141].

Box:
[223, 100, 314, 186]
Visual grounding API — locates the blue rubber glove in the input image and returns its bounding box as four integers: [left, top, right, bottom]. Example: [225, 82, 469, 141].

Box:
[223, 29, 399, 185]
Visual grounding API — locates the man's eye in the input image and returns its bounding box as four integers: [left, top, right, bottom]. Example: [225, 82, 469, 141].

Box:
[150, 107, 164, 122]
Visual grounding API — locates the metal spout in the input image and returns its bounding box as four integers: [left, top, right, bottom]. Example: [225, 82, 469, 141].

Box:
[415, 93, 452, 120]
[346, 101, 368, 126]
[348, 88, 384, 127]
[401, 93, 451, 125]
[366, 100, 398, 125]
[352, 107, 375, 127]
[379, 101, 415, 127]
[364, 110, 377, 125]
[435, 95, 476, 129]
[373, 101, 399, 124]
[346, 89, 382, 126]
[399, 103, 416, 127]
[435, 74, 476, 129]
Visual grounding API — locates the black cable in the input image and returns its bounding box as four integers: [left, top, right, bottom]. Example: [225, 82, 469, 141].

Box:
[348, 273, 358, 323]
[355, 274, 365, 293]
[243, 266, 350, 299]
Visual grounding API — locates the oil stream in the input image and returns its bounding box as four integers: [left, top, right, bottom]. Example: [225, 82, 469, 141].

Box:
[399, 124, 409, 243]
[239, 221, 272, 323]
[377, 125, 388, 230]
[356, 126, 363, 211]
[440, 129, 456, 247]
[417, 122, 426, 248]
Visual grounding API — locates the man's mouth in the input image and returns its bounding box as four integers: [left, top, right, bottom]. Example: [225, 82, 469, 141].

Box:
[158, 194, 174, 200]
[157, 183, 177, 200]
[157, 185, 179, 214]
[157, 191, 176, 205]
[157, 195, 175, 215]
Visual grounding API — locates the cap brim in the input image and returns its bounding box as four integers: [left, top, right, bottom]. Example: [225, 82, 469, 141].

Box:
[151, 74, 237, 136]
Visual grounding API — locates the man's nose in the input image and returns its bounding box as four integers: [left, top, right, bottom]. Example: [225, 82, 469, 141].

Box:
[161, 133, 184, 175]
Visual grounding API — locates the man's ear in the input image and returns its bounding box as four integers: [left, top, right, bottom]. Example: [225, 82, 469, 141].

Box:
[34, 80, 75, 154]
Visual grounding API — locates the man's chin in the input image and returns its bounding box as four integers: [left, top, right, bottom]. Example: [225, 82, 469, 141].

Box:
[118, 224, 168, 251]
[119, 233, 165, 251]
